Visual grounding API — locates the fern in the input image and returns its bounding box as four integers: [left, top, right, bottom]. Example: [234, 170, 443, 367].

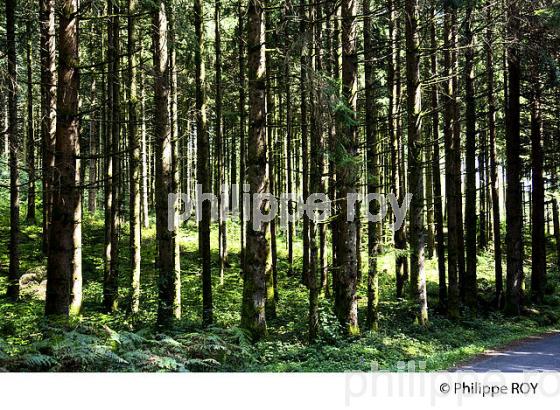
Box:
[22, 354, 58, 370]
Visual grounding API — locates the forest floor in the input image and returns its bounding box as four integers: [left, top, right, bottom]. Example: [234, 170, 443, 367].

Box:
[1, 194, 560, 372]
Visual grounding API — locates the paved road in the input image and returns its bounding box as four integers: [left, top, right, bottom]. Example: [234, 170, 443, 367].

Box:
[457, 332, 560, 372]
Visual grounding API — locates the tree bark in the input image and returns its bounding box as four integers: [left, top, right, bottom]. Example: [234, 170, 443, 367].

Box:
[405, 0, 427, 325]
[238, 0, 247, 269]
[530, 80, 545, 304]
[505, 2, 524, 314]
[152, 0, 181, 325]
[364, 0, 379, 331]
[5, 0, 20, 300]
[194, 0, 213, 326]
[104, 0, 121, 312]
[388, 0, 407, 299]
[241, 0, 269, 341]
[429, 4, 446, 310]
[215, 0, 228, 286]
[486, 0, 503, 308]
[45, 0, 82, 316]
[25, 19, 36, 225]
[265, 1, 277, 319]
[504, 0, 524, 315]
[128, 0, 141, 314]
[283, 2, 295, 277]
[40, 0, 57, 254]
[300, 0, 310, 287]
[464, 1, 477, 311]
[333, 0, 359, 335]
[443, 7, 459, 319]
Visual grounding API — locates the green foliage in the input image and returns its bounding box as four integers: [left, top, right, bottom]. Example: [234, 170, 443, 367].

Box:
[1, 178, 559, 372]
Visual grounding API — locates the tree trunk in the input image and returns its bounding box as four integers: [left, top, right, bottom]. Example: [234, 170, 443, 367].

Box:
[238, 0, 247, 269]
[265, 1, 277, 319]
[283, 2, 294, 276]
[241, 0, 268, 341]
[504, 0, 524, 315]
[40, 0, 57, 254]
[87, 21, 98, 215]
[152, 0, 181, 325]
[194, 0, 212, 326]
[45, 0, 82, 316]
[215, 0, 228, 286]
[25, 19, 36, 225]
[140, 44, 149, 228]
[464, 1, 477, 311]
[299, 0, 310, 287]
[364, 0, 379, 331]
[405, 0, 427, 325]
[486, 0, 503, 308]
[505, 3, 524, 314]
[443, 7, 459, 319]
[307, 0, 323, 343]
[128, 0, 141, 314]
[104, 0, 121, 313]
[387, 0, 407, 299]
[333, 0, 359, 335]
[5, 0, 20, 300]
[103, 0, 114, 314]
[452, 10, 465, 303]
[429, 4, 446, 310]
[553, 192, 560, 269]
[530, 80, 545, 304]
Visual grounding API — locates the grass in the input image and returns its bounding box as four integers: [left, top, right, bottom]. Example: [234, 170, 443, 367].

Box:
[0, 183, 559, 371]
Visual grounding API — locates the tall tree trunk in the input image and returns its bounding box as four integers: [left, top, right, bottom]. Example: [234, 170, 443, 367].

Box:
[452, 10, 465, 302]
[530, 80, 545, 304]
[463, 1, 477, 311]
[5, 0, 20, 300]
[553, 173, 560, 269]
[26, 19, 36, 225]
[478, 130, 488, 251]
[443, 7, 459, 319]
[283, 2, 294, 276]
[504, 0, 524, 315]
[152, 0, 181, 325]
[299, 0, 310, 287]
[333, 0, 359, 335]
[87, 20, 99, 215]
[265, 1, 277, 319]
[405, 0, 427, 325]
[45, 0, 82, 316]
[307, 0, 326, 342]
[40, 0, 57, 254]
[425, 140, 434, 258]
[194, 0, 212, 326]
[103, 0, 114, 314]
[238, 0, 247, 269]
[241, 0, 268, 341]
[364, 0, 379, 331]
[429, 4, 446, 310]
[486, 0, 503, 308]
[388, 0, 406, 298]
[168, 3, 181, 305]
[0, 77, 6, 158]
[104, 0, 121, 312]
[140, 48, 149, 228]
[215, 0, 228, 286]
[128, 0, 141, 314]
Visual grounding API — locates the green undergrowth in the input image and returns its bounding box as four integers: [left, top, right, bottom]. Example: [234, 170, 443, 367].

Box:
[0, 192, 559, 372]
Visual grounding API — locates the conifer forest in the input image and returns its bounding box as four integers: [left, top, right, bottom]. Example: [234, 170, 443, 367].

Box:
[1, 0, 560, 372]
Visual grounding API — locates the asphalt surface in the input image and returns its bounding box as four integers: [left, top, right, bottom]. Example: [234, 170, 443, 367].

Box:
[457, 332, 560, 372]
